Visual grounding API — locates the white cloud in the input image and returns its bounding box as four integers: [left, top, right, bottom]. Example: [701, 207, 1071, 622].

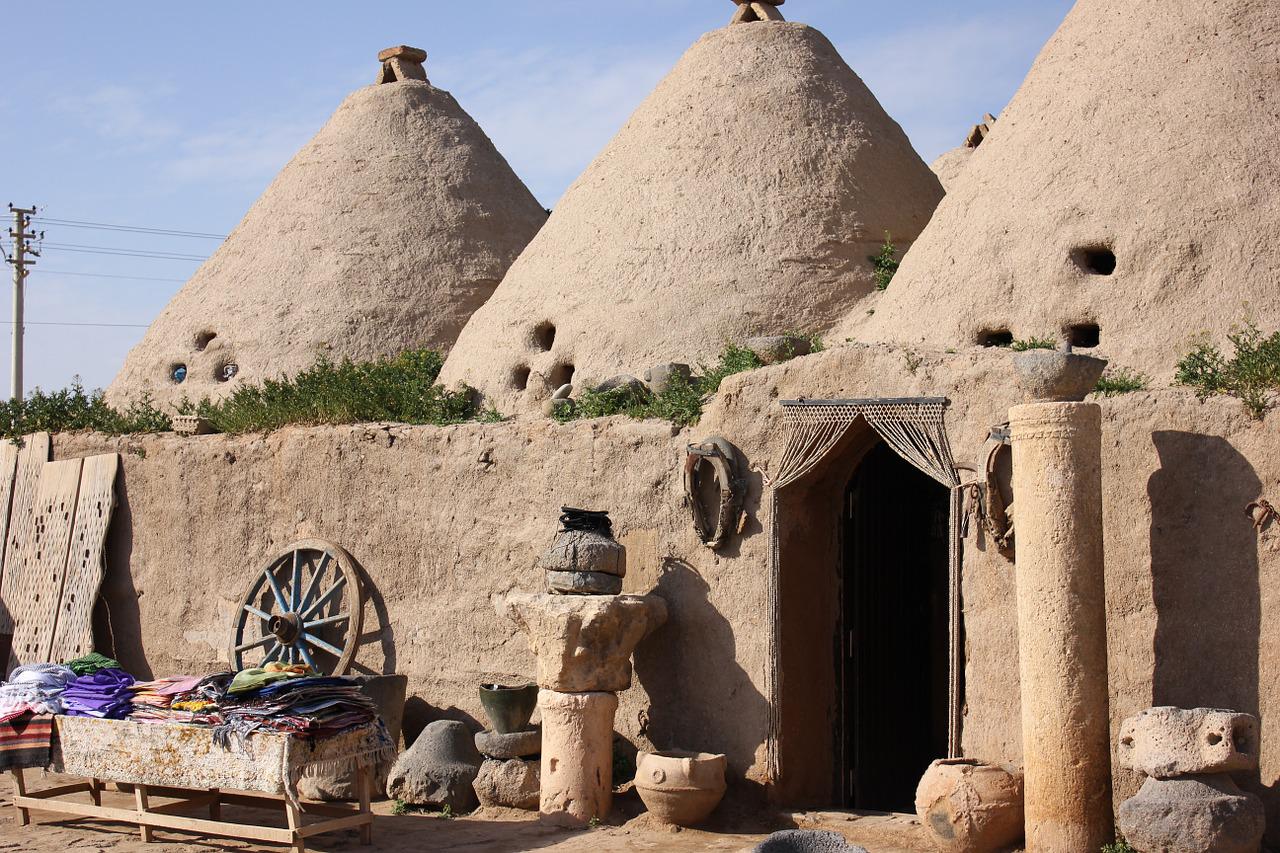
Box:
[52, 84, 181, 149]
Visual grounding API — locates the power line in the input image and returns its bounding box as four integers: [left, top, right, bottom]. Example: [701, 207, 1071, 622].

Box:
[33, 216, 226, 240]
[0, 320, 149, 328]
[39, 242, 208, 262]
[34, 269, 188, 284]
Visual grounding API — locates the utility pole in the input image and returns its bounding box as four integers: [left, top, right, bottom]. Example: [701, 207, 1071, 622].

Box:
[6, 204, 39, 401]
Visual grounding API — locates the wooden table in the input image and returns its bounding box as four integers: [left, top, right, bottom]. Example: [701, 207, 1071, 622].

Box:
[8, 716, 385, 852]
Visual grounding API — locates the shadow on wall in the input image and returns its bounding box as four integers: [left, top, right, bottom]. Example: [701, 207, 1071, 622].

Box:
[633, 557, 769, 803]
[348, 554, 397, 677]
[1148, 430, 1277, 838]
[402, 697, 483, 748]
[94, 468, 153, 679]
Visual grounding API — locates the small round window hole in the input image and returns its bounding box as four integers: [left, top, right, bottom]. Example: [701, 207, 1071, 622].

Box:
[978, 329, 1014, 348]
[533, 321, 556, 352]
[170, 363, 188, 384]
[1073, 246, 1117, 276]
[194, 331, 217, 351]
[1068, 323, 1100, 349]
[216, 362, 239, 382]
[549, 363, 575, 387]
[512, 365, 531, 391]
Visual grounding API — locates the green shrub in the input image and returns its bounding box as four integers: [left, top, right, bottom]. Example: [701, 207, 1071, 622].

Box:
[1095, 368, 1149, 397]
[554, 343, 766, 427]
[1009, 336, 1058, 352]
[1175, 323, 1280, 418]
[1101, 839, 1136, 853]
[870, 233, 900, 291]
[181, 349, 477, 434]
[0, 381, 171, 443]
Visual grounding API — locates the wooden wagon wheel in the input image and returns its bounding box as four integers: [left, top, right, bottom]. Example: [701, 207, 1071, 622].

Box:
[228, 539, 364, 675]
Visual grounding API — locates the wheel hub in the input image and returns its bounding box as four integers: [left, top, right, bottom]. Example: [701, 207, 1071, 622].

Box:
[268, 611, 302, 645]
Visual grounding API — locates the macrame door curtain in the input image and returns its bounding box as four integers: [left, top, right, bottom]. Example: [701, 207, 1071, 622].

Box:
[764, 398, 963, 781]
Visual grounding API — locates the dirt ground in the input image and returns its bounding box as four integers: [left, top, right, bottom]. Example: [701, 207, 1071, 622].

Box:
[0, 777, 930, 853]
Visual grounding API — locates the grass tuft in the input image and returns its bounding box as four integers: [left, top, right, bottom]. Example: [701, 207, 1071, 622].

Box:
[1009, 336, 1058, 352]
[1095, 368, 1149, 397]
[553, 343, 766, 427]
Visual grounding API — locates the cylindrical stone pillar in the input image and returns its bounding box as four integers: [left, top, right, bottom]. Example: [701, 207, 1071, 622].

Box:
[1009, 402, 1113, 851]
[538, 689, 618, 823]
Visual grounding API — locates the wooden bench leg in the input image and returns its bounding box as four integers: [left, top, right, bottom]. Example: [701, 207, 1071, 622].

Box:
[10, 769, 30, 826]
[209, 787, 221, 820]
[90, 777, 102, 805]
[134, 783, 154, 842]
[357, 766, 372, 845]
[285, 799, 306, 853]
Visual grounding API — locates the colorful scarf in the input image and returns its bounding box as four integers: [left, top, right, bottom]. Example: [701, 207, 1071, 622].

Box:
[0, 713, 54, 770]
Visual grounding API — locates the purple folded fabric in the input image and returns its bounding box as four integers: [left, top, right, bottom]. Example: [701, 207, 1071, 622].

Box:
[62, 668, 136, 719]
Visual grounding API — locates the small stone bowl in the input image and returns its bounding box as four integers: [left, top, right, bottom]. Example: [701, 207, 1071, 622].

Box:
[1012, 349, 1108, 402]
[479, 683, 538, 734]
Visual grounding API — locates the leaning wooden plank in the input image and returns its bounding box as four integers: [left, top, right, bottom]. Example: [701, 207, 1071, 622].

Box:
[7, 458, 82, 666]
[0, 433, 50, 633]
[47, 454, 120, 662]
[0, 442, 20, 589]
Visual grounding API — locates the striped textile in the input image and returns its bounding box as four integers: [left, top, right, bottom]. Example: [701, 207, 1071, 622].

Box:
[0, 712, 53, 770]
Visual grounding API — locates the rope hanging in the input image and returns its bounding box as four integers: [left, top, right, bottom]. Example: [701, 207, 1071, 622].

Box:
[764, 398, 964, 782]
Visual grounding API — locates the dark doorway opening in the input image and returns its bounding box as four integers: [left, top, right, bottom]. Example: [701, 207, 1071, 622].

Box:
[840, 442, 950, 811]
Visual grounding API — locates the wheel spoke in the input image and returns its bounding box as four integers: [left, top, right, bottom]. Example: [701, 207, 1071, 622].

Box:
[301, 576, 346, 621]
[302, 632, 345, 658]
[297, 643, 318, 670]
[263, 568, 289, 614]
[243, 604, 272, 622]
[263, 642, 283, 664]
[291, 551, 302, 612]
[299, 554, 329, 611]
[304, 613, 349, 630]
[235, 635, 274, 653]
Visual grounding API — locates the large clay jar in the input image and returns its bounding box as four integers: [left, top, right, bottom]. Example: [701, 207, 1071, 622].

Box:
[914, 758, 1024, 852]
[479, 683, 538, 734]
[635, 750, 727, 826]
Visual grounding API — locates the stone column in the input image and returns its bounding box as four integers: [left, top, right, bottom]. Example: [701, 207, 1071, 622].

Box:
[538, 689, 619, 821]
[497, 592, 666, 825]
[1009, 402, 1113, 851]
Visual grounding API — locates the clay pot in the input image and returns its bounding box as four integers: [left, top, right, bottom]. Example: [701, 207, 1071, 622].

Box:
[479, 683, 538, 734]
[635, 750, 727, 826]
[914, 758, 1024, 852]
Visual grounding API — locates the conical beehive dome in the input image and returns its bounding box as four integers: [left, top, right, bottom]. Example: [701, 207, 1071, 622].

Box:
[109, 46, 547, 406]
[439, 16, 943, 411]
[842, 0, 1280, 378]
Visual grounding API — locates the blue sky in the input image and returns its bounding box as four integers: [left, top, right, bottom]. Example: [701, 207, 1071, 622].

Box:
[0, 0, 1073, 396]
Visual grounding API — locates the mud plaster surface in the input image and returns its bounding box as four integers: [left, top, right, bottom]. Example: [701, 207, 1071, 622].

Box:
[53, 342, 1280, 837]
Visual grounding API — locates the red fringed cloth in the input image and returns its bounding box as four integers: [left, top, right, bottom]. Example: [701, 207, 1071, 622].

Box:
[0, 712, 54, 770]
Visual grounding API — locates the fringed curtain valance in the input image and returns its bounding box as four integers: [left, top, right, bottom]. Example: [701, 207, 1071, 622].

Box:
[764, 398, 963, 782]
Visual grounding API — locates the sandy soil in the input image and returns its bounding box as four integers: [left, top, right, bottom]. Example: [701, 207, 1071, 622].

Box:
[1, 777, 929, 853]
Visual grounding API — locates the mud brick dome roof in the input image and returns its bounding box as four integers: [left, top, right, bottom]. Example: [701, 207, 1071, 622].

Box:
[840, 0, 1280, 379]
[439, 20, 943, 411]
[108, 46, 547, 406]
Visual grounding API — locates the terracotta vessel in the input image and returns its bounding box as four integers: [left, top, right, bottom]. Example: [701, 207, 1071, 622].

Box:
[479, 683, 538, 734]
[635, 750, 727, 826]
[914, 758, 1024, 852]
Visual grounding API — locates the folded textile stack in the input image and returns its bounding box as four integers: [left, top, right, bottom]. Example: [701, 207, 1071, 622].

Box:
[62, 668, 136, 719]
[215, 676, 378, 746]
[167, 671, 234, 725]
[64, 652, 122, 676]
[227, 662, 311, 695]
[128, 675, 202, 723]
[0, 664, 76, 722]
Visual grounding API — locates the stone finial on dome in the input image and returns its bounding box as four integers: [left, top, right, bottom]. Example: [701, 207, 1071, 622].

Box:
[730, 0, 786, 25]
[377, 45, 428, 84]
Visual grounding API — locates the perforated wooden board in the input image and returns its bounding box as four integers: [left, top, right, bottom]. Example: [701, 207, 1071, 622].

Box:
[0, 432, 50, 634]
[0, 442, 19, 590]
[48, 454, 119, 662]
[8, 458, 82, 665]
